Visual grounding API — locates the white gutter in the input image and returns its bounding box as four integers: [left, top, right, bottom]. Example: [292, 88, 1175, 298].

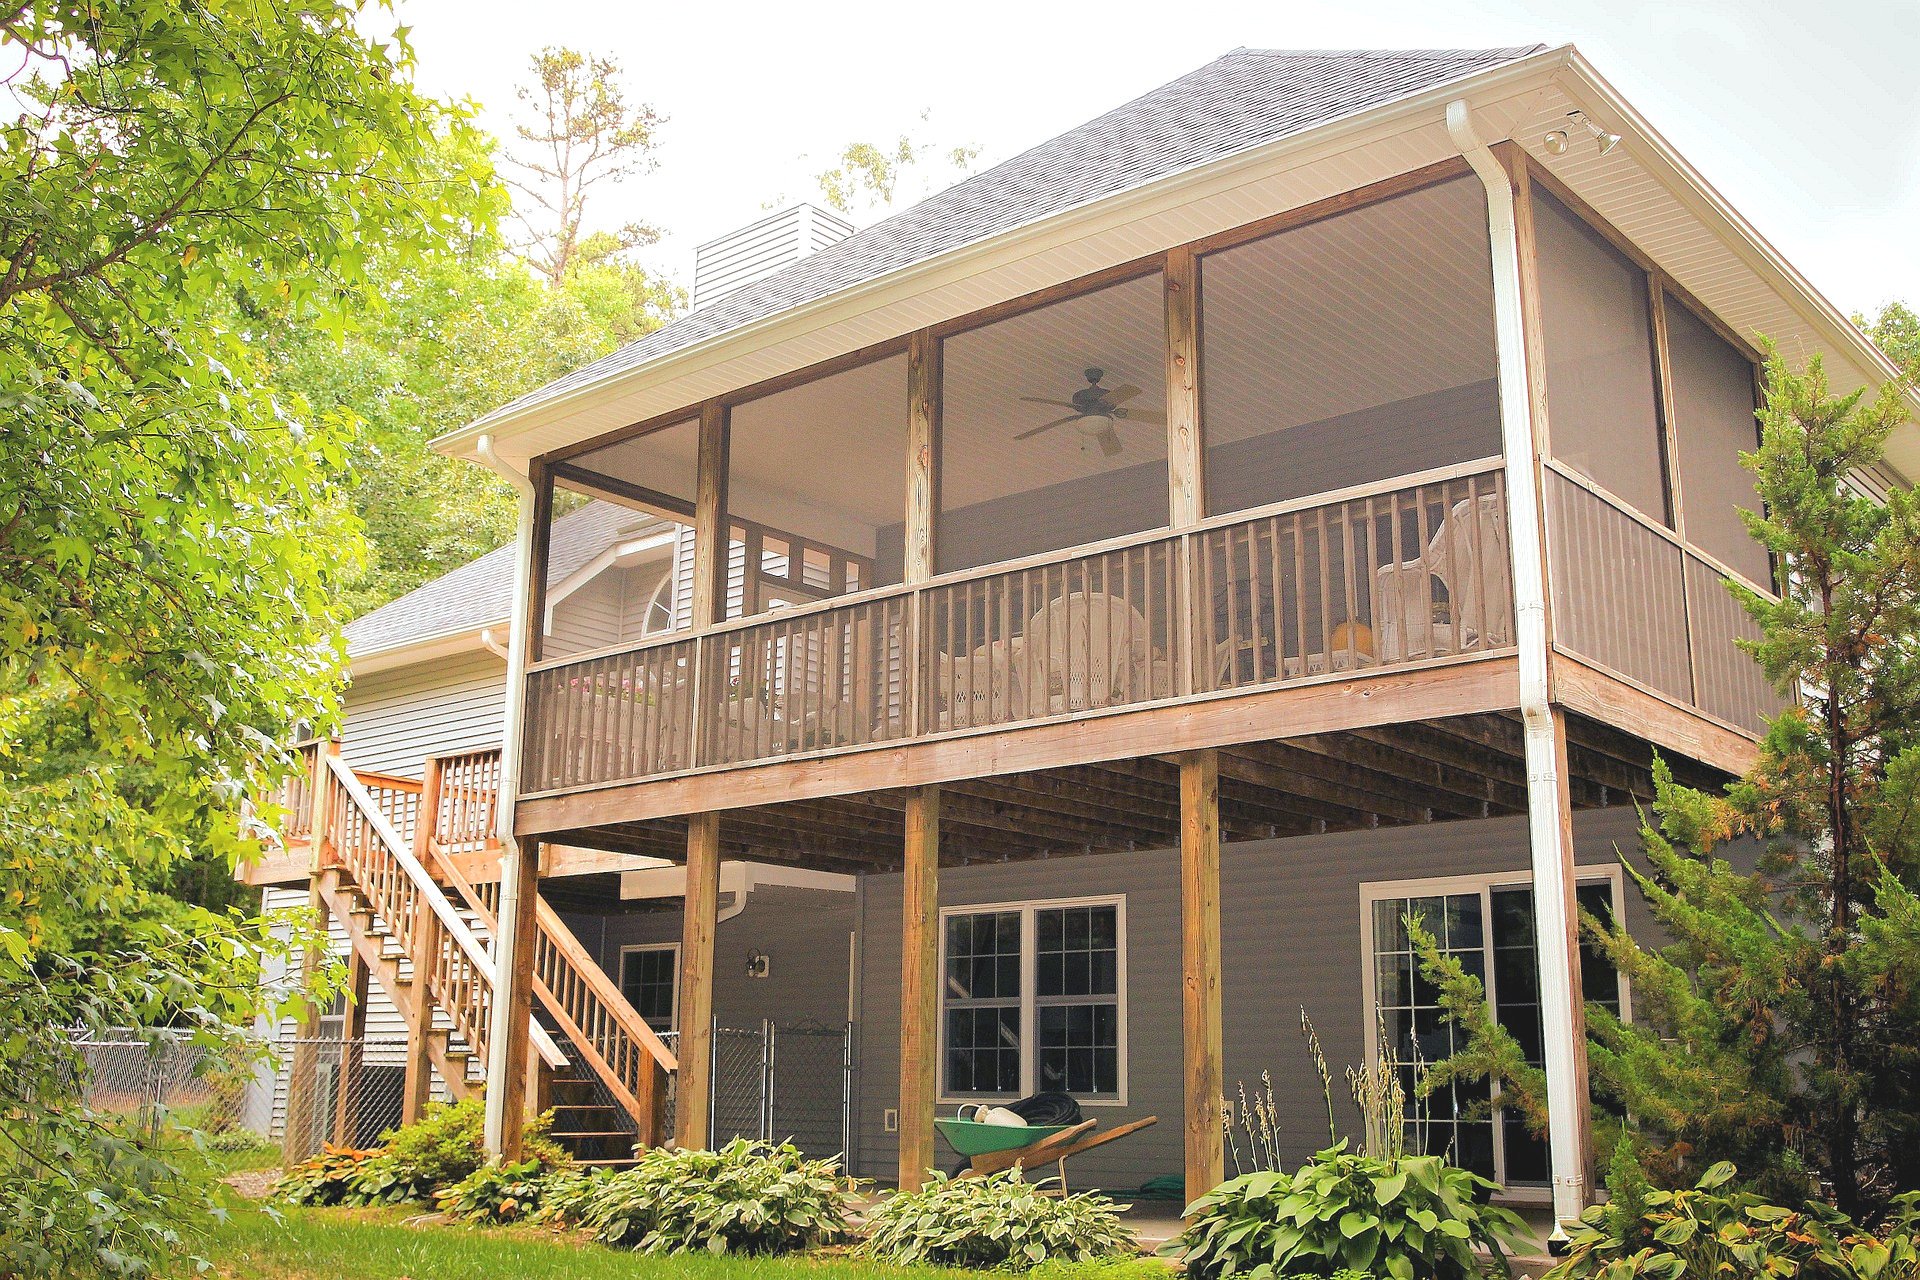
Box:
[1447, 99, 1587, 1238]
[474, 433, 538, 1159]
[479, 628, 510, 661]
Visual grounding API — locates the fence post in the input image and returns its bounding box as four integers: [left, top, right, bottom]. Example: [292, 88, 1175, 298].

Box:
[761, 1019, 776, 1144]
[841, 1021, 854, 1167]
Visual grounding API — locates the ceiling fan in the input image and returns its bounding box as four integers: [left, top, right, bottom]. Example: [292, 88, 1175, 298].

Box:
[1016, 367, 1165, 457]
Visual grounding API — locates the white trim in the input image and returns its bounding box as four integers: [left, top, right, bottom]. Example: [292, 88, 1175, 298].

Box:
[617, 942, 682, 1033]
[1356, 864, 1629, 1195]
[935, 894, 1130, 1109]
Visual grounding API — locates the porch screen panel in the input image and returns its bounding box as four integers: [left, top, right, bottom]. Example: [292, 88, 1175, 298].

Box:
[1199, 176, 1500, 518]
[543, 416, 702, 657]
[1533, 190, 1669, 525]
[1544, 470, 1691, 702]
[937, 271, 1168, 574]
[1665, 298, 1769, 586]
[726, 353, 908, 615]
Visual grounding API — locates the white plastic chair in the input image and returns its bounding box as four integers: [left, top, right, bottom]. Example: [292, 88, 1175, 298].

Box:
[1022, 591, 1170, 715]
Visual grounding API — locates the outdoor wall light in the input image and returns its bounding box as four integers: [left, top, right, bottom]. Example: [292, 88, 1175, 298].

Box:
[1570, 110, 1623, 156]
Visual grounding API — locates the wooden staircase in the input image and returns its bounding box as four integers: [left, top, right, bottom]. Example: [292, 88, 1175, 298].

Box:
[281, 741, 675, 1162]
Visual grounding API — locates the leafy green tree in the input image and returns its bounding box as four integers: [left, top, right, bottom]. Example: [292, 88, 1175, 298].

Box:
[0, 2, 488, 1273]
[814, 110, 983, 219]
[1857, 300, 1919, 372]
[506, 46, 665, 284]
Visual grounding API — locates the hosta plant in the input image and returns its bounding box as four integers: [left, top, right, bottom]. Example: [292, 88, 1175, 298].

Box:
[581, 1138, 855, 1255]
[861, 1167, 1135, 1271]
[271, 1146, 381, 1206]
[1168, 1140, 1528, 1280]
[1546, 1162, 1920, 1280]
[435, 1157, 562, 1225]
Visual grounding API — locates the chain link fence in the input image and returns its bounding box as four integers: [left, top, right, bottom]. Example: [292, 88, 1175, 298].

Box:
[66, 1028, 234, 1135]
[263, 1020, 851, 1164]
[274, 1033, 417, 1161]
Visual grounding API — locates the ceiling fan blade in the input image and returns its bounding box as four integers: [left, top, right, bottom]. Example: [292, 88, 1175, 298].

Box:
[1015, 414, 1083, 440]
[1105, 384, 1143, 406]
[1124, 408, 1167, 426]
[1097, 427, 1124, 457]
[1019, 396, 1078, 409]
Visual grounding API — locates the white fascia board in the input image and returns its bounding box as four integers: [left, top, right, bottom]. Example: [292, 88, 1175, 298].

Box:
[432, 47, 1575, 466]
[619, 860, 855, 900]
[347, 625, 501, 677]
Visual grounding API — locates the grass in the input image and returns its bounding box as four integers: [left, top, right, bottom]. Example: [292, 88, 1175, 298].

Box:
[203, 1205, 1173, 1280]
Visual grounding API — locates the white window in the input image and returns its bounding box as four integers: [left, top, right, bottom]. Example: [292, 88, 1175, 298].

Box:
[619, 943, 680, 1033]
[939, 897, 1127, 1104]
[1360, 869, 1628, 1192]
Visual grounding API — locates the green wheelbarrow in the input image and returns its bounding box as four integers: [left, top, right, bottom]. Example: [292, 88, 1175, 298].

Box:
[934, 1115, 1076, 1158]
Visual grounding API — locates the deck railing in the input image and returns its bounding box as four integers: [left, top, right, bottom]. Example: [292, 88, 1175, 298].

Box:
[522, 464, 1516, 795]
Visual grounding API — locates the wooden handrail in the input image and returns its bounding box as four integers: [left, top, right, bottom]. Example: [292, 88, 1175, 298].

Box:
[322, 755, 566, 1071]
[425, 834, 675, 1145]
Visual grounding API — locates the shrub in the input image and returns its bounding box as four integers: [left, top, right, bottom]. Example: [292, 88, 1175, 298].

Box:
[861, 1167, 1134, 1271]
[271, 1146, 382, 1206]
[436, 1157, 560, 1225]
[1167, 1141, 1529, 1280]
[204, 1127, 274, 1155]
[370, 1096, 487, 1200]
[580, 1138, 855, 1255]
[533, 1165, 619, 1227]
[1546, 1162, 1920, 1280]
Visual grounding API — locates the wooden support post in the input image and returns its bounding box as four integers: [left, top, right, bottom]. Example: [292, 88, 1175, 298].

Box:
[282, 741, 340, 1165]
[1165, 245, 1205, 528]
[493, 839, 542, 1160]
[1180, 750, 1224, 1203]
[905, 330, 941, 584]
[676, 813, 722, 1148]
[400, 756, 443, 1126]
[330, 949, 370, 1146]
[691, 403, 731, 629]
[899, 785, 940, 1191]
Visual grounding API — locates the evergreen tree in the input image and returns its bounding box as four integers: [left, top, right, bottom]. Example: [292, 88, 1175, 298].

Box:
[1583, 348, 1920, 1218]
[1415, 347, 1920, 1220]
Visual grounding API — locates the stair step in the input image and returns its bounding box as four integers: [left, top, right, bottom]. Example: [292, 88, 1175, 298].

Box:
[552, 1130, 634, 1140]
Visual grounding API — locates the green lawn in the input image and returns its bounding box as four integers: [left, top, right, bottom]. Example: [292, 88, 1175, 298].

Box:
[204, 1205, 1172, 1280]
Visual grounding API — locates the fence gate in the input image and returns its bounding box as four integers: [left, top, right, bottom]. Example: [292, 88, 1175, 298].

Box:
[699, 1021, 852, 1160]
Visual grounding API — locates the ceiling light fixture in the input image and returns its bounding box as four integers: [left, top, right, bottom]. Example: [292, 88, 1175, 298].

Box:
[1542, 130, 1570, 156]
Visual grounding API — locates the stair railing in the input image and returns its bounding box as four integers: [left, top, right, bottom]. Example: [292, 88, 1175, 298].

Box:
[318, 754, 565, 1074]
[425, 829, 676, 1147]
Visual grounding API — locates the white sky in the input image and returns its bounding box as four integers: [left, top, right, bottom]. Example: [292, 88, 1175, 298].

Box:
[394, 0, 1920, 322]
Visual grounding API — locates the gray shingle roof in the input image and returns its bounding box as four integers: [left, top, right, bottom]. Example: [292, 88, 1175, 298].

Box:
[344, 503, 668, 657]
[472, 45, 1546, 428]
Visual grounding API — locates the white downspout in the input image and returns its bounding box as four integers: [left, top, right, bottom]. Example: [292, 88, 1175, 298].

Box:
[475, 433, 537, 1158]
[1447, 99, 1588, 1237]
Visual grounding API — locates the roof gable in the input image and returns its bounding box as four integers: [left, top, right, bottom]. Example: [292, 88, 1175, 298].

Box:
[471, 46, 1546, 430]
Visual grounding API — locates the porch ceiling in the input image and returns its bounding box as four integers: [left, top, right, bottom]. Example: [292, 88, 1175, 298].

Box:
[537, 711, 1726, 877]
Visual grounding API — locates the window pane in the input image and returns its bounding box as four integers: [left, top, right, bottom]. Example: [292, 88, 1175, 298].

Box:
[1036, 905, 1118, 997]
[1038, 1002, 1120, 1096]
[1666, 298, 1768, 585]
[1534, 190, 1668, 522]
[621, 949, 677, 1032]
[945, 910, 1021, 1000]
[945, 1006, 1021, 1096]
[726, 354, 908, 618]
[543, 418, 701, 658]
[1201, 178, 1500, 517]
[938, 273, 1168, 573]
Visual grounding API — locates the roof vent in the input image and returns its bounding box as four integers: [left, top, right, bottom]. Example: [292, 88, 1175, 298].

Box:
[691, 202, 854, 311]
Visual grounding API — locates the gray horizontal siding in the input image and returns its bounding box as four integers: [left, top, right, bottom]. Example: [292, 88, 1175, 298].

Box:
[852, 805, 1654, 1191]
[564, 882, 856, 1032]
